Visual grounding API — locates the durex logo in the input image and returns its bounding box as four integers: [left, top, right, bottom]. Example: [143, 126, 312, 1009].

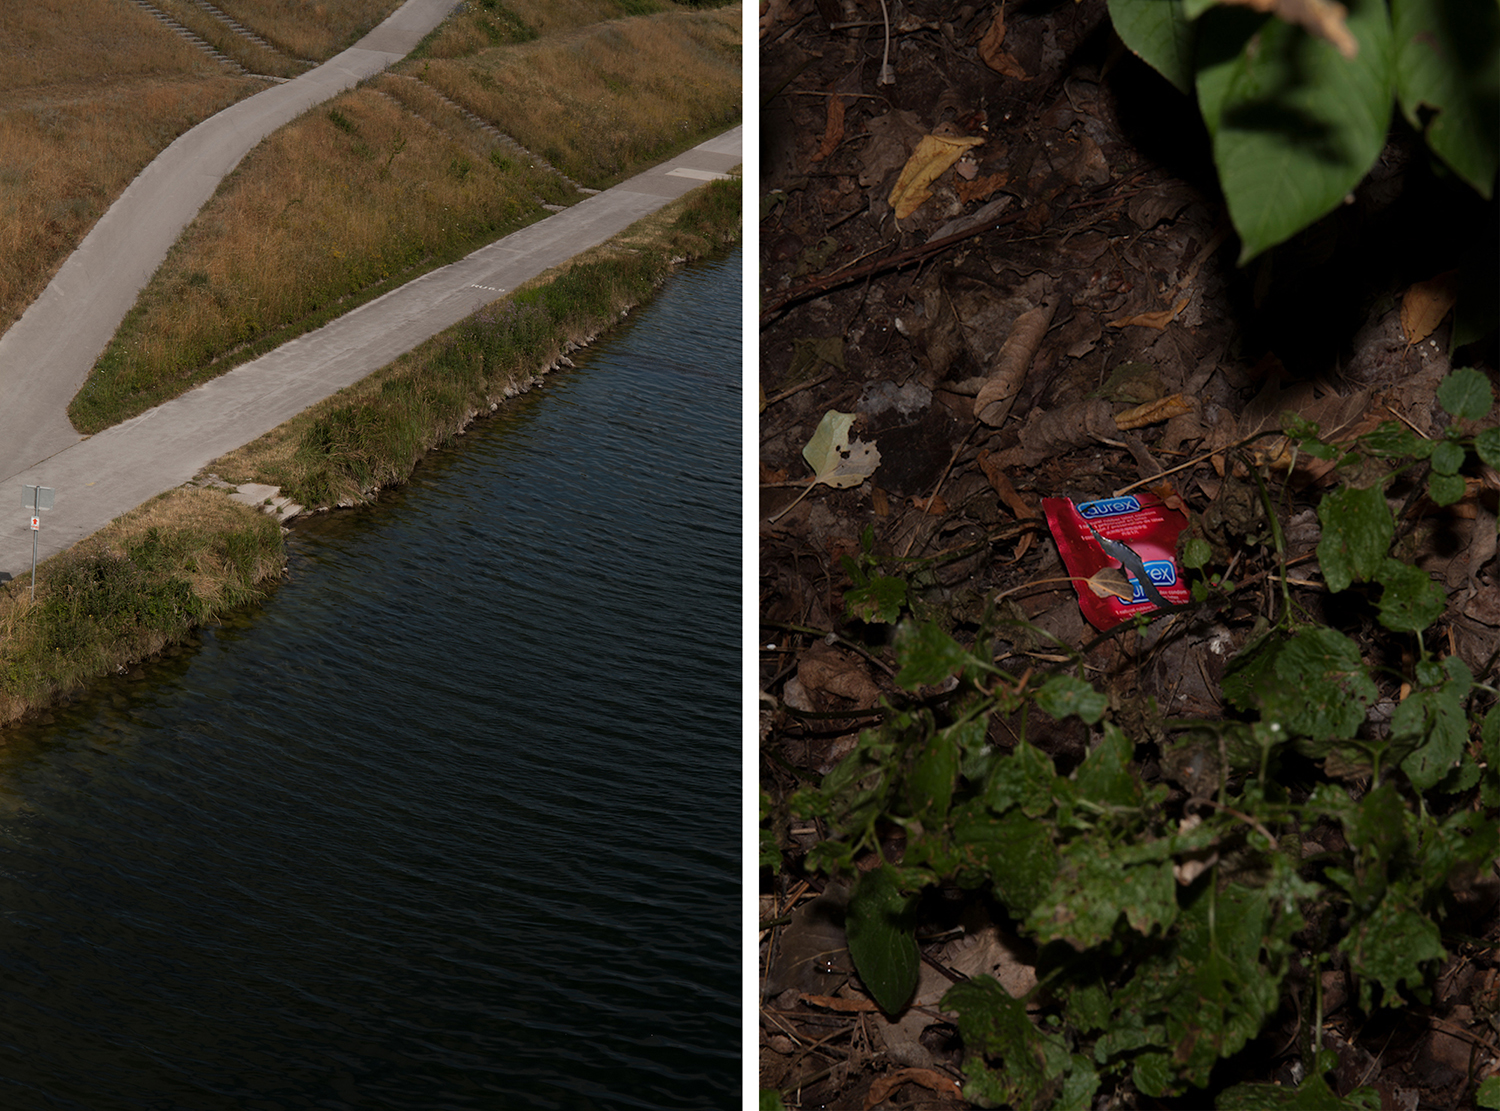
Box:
[1079, 496, 1141, 519]
[1126, 561, 1178, 605]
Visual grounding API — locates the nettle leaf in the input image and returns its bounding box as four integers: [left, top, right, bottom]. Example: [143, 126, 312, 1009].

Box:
[1225, 627, 1377, 743]
[1481, 705, 1500, 808]
[1196, 0, 1395, 262]
[845, 866, 919, 1014]
[1340, 892, 1446, 1010]
[1374, 557, 1447, 633]
[946, 976, 1100, 1110]
[909, 725, 960, 821]
[1219, 1054, 1382, 1108]
[1317, 483, 1392, 593]
[1075, 722, 1145, 809]
[1435, 366, 1496, 421]
[1036, 674, 1109, 725]
[1029, 835, 1179, 949]
[1394, 656, 1472, 792]
[1106, 0, 1196, 94]
[953, 806, 1057, 915]
[984, 739, 1061, 818]
[1392, 0, 1500, 200]
[893, 620, 971, 690]
[845, 573, 907, 624]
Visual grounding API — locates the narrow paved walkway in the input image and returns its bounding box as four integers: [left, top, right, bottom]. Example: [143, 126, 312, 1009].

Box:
[0, 0, 741, 579]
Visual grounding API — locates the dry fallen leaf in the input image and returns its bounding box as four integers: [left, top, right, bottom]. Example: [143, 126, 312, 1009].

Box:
[977, 449, 1039, 558]
[889, 133, 984, 219]
[1401, 269, 1459, 347]
[768, 410, 882, 523]
[1116, 393, 1194, 430]
[1218, 0, 1358, 58]
[974, 298, 1057, 426]
[813, 92, 846, 163]
[978, 3, 1028, 79]
[1108, 297, 1190, 330]
[864, 1068, 964, 1109]
[956, 170, 1009, 203]
[1087, 566, 1135, 601]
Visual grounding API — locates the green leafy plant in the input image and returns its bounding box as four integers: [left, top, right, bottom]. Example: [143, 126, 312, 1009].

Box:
[1105, 0, 1498, 261]
[767, 367, 1500, 1106]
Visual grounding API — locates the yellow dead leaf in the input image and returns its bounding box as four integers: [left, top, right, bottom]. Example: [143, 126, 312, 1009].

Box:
[1401, 269, 1459, 347]
[1108, 297, 1190, 331]
[889, 133, 984, 220]
[1217, 0, 1357, 59]
[1115, 393, 1194, 430]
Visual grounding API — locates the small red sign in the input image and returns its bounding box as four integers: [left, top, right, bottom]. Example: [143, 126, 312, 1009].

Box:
[30, 517, 39, 531]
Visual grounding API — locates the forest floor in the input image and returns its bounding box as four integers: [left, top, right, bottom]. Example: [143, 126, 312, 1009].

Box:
[757, 0, 1500, 1107]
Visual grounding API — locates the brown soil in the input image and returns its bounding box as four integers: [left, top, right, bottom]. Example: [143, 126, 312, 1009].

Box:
[758, 1, 1500, 1107]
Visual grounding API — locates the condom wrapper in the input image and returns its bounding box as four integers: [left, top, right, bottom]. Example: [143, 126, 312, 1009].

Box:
[1042, 493, 1190, 630]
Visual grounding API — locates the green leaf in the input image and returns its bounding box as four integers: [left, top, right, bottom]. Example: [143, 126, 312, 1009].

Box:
[946, 976, 1100, 1111]
[953, 806, 1058, 915]
[1435, 366, 1496, 421]
[1427, 470, 1468, 506]
[1394, 657, 1471, 791]
[893, 620, 970, 689]
[1196, 0, 1395, 262]
[1392, 0, 1500, 199]
[1075, 722, 1144, 809]
[910, 726, 960, 821]
[1476, 427, 1500, 469]
[1036, 674, 1109, 725]
[1219, 1060, 1382, 1108]
[1359, 420, 1433, 458]
[1375, 557, 1447, 632]
[1182, 535, 1213, 570]
[1481, 705, 1500, 807]
[1340, 893, 1446, 1009]
[1317, 483, 1393, 592]
[845, 866, 919, 1014]
[1029, 836, 1178, 949]
[1225, 627, 1378, 742]
[1107, 0, 1196, 94]
[759, 1089, 790, 1111]
[1477, 1075, 1500, 1111]
[845, 573, 907, 623]
[1429, 437, 1467, 476]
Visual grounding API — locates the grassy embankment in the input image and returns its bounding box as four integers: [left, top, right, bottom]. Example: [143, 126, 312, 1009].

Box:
[68, 0, 741, 433]
[0, 174, 739, 728]
[0, 0, 396, 339]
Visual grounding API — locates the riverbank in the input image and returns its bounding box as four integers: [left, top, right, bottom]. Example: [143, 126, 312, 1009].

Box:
[0, 176, 739, 728]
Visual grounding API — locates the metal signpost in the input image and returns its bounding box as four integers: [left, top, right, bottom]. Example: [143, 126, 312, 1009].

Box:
[22, 484, 54, 599]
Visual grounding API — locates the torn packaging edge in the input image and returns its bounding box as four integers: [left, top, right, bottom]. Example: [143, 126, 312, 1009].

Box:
[1042, 493, 1191, 630]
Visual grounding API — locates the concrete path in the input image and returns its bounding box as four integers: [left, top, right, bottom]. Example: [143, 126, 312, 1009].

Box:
[0, 0, 740, 581]
[0, 0, 457, 483]
[0, 125, 741, 579]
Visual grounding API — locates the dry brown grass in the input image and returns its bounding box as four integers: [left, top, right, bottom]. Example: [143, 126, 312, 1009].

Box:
[204, 0, 403, 61]
[71, 77, 575, 430]
[148, 0, 312, 77]
[416, 0, 640, 57]
[406, 4, 741, 186]
[0, 0, 263, 335]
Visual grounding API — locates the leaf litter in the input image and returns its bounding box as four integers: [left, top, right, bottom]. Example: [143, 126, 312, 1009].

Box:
[761, 0, 1499, 1106]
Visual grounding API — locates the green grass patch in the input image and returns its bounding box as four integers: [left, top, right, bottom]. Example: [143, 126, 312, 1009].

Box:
[0, 488, 286, 727]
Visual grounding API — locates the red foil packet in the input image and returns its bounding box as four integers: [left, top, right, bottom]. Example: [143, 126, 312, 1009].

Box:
[1041, 493, 1190, 630]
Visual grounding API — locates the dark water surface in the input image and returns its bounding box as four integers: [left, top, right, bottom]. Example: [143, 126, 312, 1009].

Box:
[0, 248, 741, 1109]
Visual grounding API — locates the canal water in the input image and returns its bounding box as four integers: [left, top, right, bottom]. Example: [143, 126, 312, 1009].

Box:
[0, 247, 741, 1109]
